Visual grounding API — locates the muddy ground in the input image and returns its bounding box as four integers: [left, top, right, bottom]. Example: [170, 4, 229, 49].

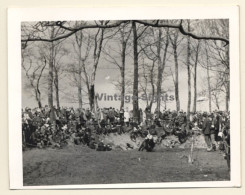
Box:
[23, 134, 230, 186]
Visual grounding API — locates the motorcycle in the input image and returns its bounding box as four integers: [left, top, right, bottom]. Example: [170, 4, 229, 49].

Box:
[138, 134, 158, 152]
[161, 120, 174, 135]
[138, 138, 155, 152]
[130, 127, 147, 142]
[173, 125, 188, 144]
[96, 142, 112, 151]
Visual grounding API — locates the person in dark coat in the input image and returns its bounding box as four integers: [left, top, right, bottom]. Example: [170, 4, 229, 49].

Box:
[213, 111, 221, 140]
[209, 113, 217, 150]
[119, 108, 124, 125]
[202, 112, 213, 151]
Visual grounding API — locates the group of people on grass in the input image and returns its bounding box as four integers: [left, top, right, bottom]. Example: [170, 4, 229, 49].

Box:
[21, 105, 230, 154]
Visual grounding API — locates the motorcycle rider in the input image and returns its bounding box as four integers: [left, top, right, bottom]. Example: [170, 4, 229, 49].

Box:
[145, 125, 158, 144]
[138, 124, 158, 152]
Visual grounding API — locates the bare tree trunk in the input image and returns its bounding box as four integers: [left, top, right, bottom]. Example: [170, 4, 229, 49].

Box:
[149, 87, 155, 112]
[192, 41, 200, 113]
[140, 64, 149, 108]
[132, 21, 139, 122]
[156, 28, 169, 112]
[89, 84, 95, 111]
[156, 29, 162, 112]
[120, 68, 125, 110]
[38, 100, 42, 108]
[34, 89, 42, 108]
[205, 44, 212, 113]
[54, 69, 60, 109]
[48, 41, 55, 124]
[186, 20, 191, 131]
[213, 93, 220, 110]
[149, 62, 156, 112]
[47, 27, 57, 130]
[37, 97, 42, 108]
[82, 64, 91, 109]
[207, 65, 212, 112]
[120, 42, 126, 110]
[36, 60, 46, 108]
[169, 31, 181, 112]
[193, 66, 197, 113]
[89, 28, 104, 112]
[172, 41, 180, 111]
[77, 67, 83, 109]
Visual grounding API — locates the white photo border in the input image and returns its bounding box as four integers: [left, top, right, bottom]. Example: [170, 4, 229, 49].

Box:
[8, 6, 240, 189]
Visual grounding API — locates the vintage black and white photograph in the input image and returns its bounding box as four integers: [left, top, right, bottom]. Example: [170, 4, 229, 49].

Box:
[8, 7, 240, 189]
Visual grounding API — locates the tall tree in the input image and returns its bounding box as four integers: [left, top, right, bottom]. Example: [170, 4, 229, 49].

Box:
[192, 40, 201, 113]
[52, 43, 67, 109]
[131, 21, 148, 121]
[169, 29, 182, 111]
[186, 20, 192, 131]
[205, 44, 212, 112]
[48, 27, 55, 124]
[89, 27, 105, 111]
[156, 28, 169, 112]
[132, 21, 139, 121]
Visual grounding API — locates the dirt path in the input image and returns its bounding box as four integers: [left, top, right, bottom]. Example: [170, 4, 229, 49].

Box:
[23, 144, 230, 186]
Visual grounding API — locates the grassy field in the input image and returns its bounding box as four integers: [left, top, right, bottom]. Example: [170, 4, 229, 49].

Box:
[23, 144, 230, 186]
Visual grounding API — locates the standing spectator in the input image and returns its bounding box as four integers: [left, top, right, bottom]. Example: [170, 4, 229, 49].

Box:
[124, 107, 130, 127]
[202, 112, 213, 151]
[119, 108, 124, 126]
[210, 113, 217, 150]
[213, 111, 221, 141]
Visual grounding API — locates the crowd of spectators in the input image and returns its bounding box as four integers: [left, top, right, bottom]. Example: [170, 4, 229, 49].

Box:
[22, 105, 230, 153]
